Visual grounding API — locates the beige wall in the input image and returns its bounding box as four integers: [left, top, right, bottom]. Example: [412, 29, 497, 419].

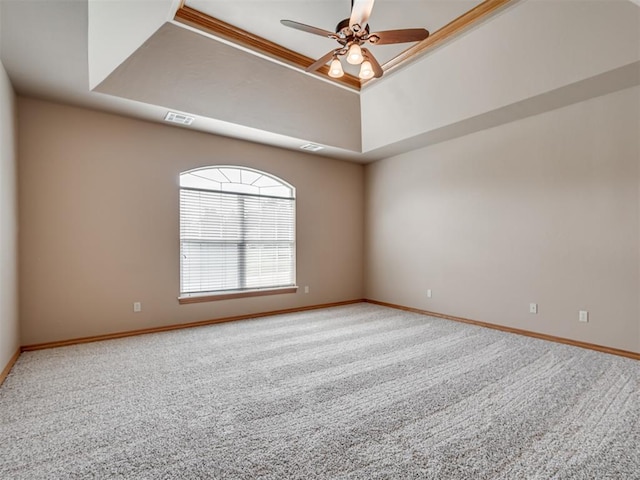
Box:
[365, 87, 640, 353]
[15, 89, 640, 352]
[18, 98, 364, 345]
[0, 59, 19, 367]
[362, 0, 640, 152]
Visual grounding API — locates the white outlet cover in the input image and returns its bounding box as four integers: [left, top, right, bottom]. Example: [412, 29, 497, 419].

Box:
[529, 303, 538, 314]
[579, 310, 589, 323]
[427, 289, 432, 298]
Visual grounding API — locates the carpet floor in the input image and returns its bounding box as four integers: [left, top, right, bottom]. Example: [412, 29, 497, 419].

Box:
[0, 303, 638, 479]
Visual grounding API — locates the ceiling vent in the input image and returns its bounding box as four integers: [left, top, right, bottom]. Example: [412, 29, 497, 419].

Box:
[300, 143, 324, 152]
[164, 111, 194, 126]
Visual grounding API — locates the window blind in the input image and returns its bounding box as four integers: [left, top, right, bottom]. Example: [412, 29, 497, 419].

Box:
[180, 188, 295, 296]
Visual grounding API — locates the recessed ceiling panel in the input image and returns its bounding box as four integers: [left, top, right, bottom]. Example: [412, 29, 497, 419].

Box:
[185, 0, 483, 74]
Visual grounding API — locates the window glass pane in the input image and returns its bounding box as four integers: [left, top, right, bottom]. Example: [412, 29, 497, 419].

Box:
[180, 190, 242, 241]
[253, 175, 282, 188]
[244, 244, 294, 289]
[180, 166, 295, 296]
[241, 170, 262, 185]
[259, 185, 294, 198]
[189, 168, 228, 184]
[220, 168, 241, 183]
[220, 183, 259, 195]
[243, 197, 294, 242]
[181, 167, 293, 198]
[180, 173, 221, 190]
[181, 242, 239, 293]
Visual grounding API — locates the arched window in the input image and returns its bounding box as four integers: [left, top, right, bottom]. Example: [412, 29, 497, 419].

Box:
[179, 166, 296, 302]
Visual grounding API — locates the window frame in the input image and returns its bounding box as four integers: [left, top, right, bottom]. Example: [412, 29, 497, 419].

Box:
[178, 166, 298, 304]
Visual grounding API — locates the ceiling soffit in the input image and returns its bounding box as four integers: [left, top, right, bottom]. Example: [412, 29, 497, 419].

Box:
[95, 23, 363, 152]
[174, 0, 516, 91]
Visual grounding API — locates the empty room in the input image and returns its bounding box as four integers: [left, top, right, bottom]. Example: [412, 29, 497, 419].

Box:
[1, 0, 639, 478]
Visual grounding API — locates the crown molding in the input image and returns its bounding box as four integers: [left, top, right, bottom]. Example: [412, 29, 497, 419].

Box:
[174, 0, 519, 91]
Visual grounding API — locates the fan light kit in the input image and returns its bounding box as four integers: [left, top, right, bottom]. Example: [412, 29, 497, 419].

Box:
[347, 44, 364, 65]
[281, 0, 430, 80]
[329, 58, 344, 78]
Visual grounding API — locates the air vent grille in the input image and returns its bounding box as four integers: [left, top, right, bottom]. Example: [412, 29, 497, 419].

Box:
[164, 112, 194, 126]
[300, 143, 324, 152]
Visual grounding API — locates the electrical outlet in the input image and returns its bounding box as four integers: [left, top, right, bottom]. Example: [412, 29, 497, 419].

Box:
[304, 286, 309, 294]
[579, 310, 589, 323]
[427, 289, 432, 298]
[529, 303, 538, 314]
[133, 302, 142, 313]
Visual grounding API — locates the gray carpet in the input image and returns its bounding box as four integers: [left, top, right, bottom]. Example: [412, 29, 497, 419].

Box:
[1, 303, 638, 479]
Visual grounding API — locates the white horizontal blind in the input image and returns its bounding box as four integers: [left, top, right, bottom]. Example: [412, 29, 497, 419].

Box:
[180, 187, 295, 295]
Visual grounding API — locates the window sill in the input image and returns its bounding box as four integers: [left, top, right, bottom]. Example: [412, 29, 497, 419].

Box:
[178, 286, 299, 304]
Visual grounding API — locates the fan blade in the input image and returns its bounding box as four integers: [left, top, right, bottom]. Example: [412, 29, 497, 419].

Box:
[369, 28, 430, 45]
[362, 48, 383, 78]
[306, 49, 339, 73]
[280, 20, 336, 39]
[350, 0, 375, 31]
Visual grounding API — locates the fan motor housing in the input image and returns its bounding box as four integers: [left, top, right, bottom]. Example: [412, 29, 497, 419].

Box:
[335, 18, 369, 38]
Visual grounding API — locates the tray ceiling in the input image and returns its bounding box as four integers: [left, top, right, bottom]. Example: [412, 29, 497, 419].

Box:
[3, 0, 637, 163]
[176, 0, 498, 89]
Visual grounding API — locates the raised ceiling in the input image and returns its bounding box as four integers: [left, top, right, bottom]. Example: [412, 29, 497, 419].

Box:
[175, 0, 491, 89]
[185, 0, 480, 66]
[1, 0, 639, 163]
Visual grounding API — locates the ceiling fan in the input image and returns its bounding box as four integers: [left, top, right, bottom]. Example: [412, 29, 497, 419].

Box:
[281, 0, 430, 81]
